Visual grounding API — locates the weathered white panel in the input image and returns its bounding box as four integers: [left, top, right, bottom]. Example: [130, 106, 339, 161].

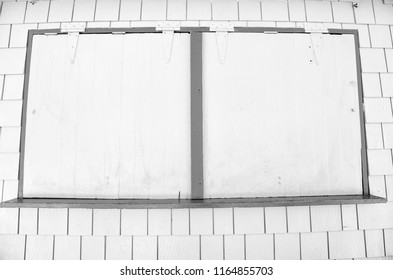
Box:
[141, 0, 166, 20]
[367, 150, 393, 175]
[48, 0, 74, 22]
[366, 124, 384, 149]
[190, 208, 213, 235]
[95, 0, 120, 21]
[38, 208, 68, 235]
[187, 0, 211, 20]
[25, 1, 50, 23]
[212, 0, 238, 20]
[0, 235, 25, 260]
[158, 236, 199, 260]
[93, 209, 121, 236]
[360, 49, 387, 73]
[172, 209, 189, 235]
[275, 233, 300, 260]
[329, 231, 366, 259]
[386, 176, 393, 201]
[23, 33, 191, 199]
[120, 0, 141, 20]
[201, 235, 223, 260]
[380, 74, 393, 97]
[54, 235, 80, 260]
[3, 75, 24, 100]
[385, 228, 393, 256]
[369, 25, 393, 48]
[358, 203, 393, 229]
[342, 24, 370, 48]
[73, 0, 96, 21]
[9, 24, 36, 48]
[133, 236, 157, 260]
[81, 236, 105, 260]
[354, 0, 375, 24]
[310, 205, 342, 232]
[105, 236, 132, 260]
[288, 0, 305, 21]
[167, 0, 187, 20]
[373, 0, 393, 24]
[204, 33, 362, 198]
[0, 101, 22, 126]
[0, 153, 19, 180]
[245, 234, 274, 260]
[332, 2, 354, 23]
[305, 0, 332, 22]
[387, 49, 393, 72]
[300, 232, 328, 260]
[365, 229, 385, 258]
[148, 209, 171, 235]
[261, 0, 288, 21]
[224, 235, 244, 260]
[19, 208, 38, 235]
[383, 124, 393, 148]
[0, 25, 10, 47]
[265, 207, 286, 234]
[121, 209, 147, 235]
[2, 180, 18, 201]
[287, 206, 310, 233]
[238, 0, 261, 21]
[213, 208, 233, 235]
[0, 2, 26, 24]
[38, 22, 61, 29]
[68, 208, 92, 236]
[234, 208, 264, 234]
[362, 74, 381, 97]
[0, 48, 26, 74]
[365, 98, 393, 123]
[369, 175, 387, 198]
[0, 207, 19, 234]
[341, 204, 358, 231]
[25, 235, 53, 260]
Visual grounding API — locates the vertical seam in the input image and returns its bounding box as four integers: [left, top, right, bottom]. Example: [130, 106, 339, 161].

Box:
[52, 235, 55, 260]
[299, 233, 302, 260]
[329, 1, 334, 23]
[356, 204, 360, 230]
[119, 209, 122, 235]
[243, 234, 246, 260]
[384, 175, 388, 200]
[79, 236, 82, 260]
[156, 236, 159, 260]
[104, 236, 107, 260]
[222, 235, 225, 260]
[93, 0, 98, 21]
[17, 207, 20, 234]
[286, 0, 290, 22]
[36, 208, 39, 235]
[309, 205, 313, 232]
[199, 235, 201, 260]
[272, 234, 276, 260]
[211, 208, 214, 235]
[232, 208, 235, 234]
[370, 0, 377, 24]
[382, 229, 387, 257]
[23, 1, 28, 24]
[210, 0, 213, 20]
[327, 232, 330, 259]
[263, 208, 266, 234]
[7, 24, 12, 48]
[117, 0, 122, 21]
[303, 0, 308, 22]
[131, 235, 134, 260]
[24, 234, 27, 260]
[91, 209, 94, 235]
[340, 204, 344, 230]
[285, 207, 289, 233]
[139, 0, 143, 21]
[66, 208, 69, 235]
[46, 0, 52, 23]
[237, 0, 240, 21]
[259, 0, 263, 21]
[71, 0, 76, 22]
[147, 209, 149, 235]
[170, 208, 173, 235]
[165, 0, 168, 21]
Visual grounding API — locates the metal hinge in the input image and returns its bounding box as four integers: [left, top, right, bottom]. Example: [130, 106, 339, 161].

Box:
[210, 22, 234, 64]
[61, 23, 86, 64]
[156, 21, 181, 63]
[299, 23, 329, 34]
[61, 22, 86, 33]
[297, 23, 327, 66]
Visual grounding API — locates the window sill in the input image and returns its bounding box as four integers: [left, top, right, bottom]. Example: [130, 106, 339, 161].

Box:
[0, 195, 386, 209]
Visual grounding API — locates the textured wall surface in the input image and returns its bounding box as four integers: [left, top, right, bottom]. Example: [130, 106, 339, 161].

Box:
[0, 0, 393, 260]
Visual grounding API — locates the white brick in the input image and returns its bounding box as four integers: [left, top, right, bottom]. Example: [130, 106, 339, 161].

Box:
[265, 207, 286, 233]
[68, 208, 92, 236]
[365, 229, 385, 258]
[342, 24, 370, 48]
[366, 124, 384, 149]
[0, 153, 19, 180]
[3, 74, 24, 99]
[287, 206, 310, 233]
[171, 209, 189, 235]
[73, 0, 96, 22]
[141, 0, 166, 20]
[360, 49, 387, 73]
[383, 124, 393, 148]
[385, 228, 393, 255]
[54, 236, 80, 260]
[38, 22, 61, 29]
[187, 0, 211, 20]
[212, 0, 238, 20]
[305, 1, 332, 22]
[354, 0, 375, 24]
[332, 2, 354, 23]
[0, 207, 19, 234]
[0, 127, 21, 153]
[238, 0, 261, 21]
[148, 209, 171, 235]
[367, 149, 393, 175]
[234, 207, 264, 234]
[362, 74, 381, 97]
[19, 207, 38, 235]
[364, 98, 393, 123]
[48, 0, 74, 22]
[167, 0, 187, 20]
[25, 1, 50, 23]
[190, 208, 213, 235]
[301, 232, 328, 260]
[0, 235, 25, 260]
[0, 100, 22, 126]
[201, 235, 223, 260]
[105, 236, 132, 260]
[110, 21, 131, 28]
[2, 180, 18, 201]
[369, 175, 387, 198]
[120, 0, 142, 20]
[380, 74, 393, 97]
[38, 208, 68, 235]
[224, 235, 244, 260]
[358, 202, 393, 229]
[81, 236, 105, 260]
[245, 234, 274, 260]
[275, 233, 300, 260]
[25, 235, 53, 260]
[261, 0, 288, 21]
[0, 25, 11, 47]
[369, 25, 393, 48]
[310, 205, 341, 232]
[121, 209, 147, 235]
[386, 49, 393, 73]
[95, 0, 120, 21]
[374, 0, 393, 25]
[329, 231, 365, 259]
[288, 0, 306, 22]
[132, 236, 157, 260]
[213, 208, 233, 235]
[158, 236, 199, 260]
[92, 209, 120, 236]
[0, 2, 26, 24]
[10, 24, 36, 48]
[341, 204, 358, 231]
[0, 48, 26, 74]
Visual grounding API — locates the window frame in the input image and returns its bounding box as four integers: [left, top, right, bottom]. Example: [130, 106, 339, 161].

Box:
[3, 27, 385, 209]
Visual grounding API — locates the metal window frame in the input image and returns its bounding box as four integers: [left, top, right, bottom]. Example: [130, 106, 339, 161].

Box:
[2, 27, 384, 209]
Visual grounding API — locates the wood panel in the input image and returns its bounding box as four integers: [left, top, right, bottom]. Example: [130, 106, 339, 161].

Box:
[287, 206, 310, 233]
[265, 207, 287, 233]
[19, 208, 38, 235]
[93, 209, 121, 236]
[328, 231, 366, 259]
[358, 203, 393, 229]
[365, 229, 385, 258]
[201, 235, 224, 260]
[95, 0, 120, 21]
[310, 205, 342, 232]
[0, 2, 26, 24]
[212, 0, 238, 20]
[224, 235, 244, 260]
[148, 209, 171, 235]
[190, 208, 213, 235]
[132, 236, 157, 260]
[54, 235, 80, 260]
[213, 208, 233, 235]
[245, 234, 274, 260]
[158, 236, 199, 260]
[171, 209, 189, 235]
[72, 0, 96, 21]
[38, 208, 67, 235]
[300, 232, 328, 260]
[81, 236, 105, 260]
[0, 235, 25, 260]
[238, 0, 261, 21]
[341, 204, 358, 231]
[3, 75, 25, 100]
[167, 0, 187, 20]
[25, 235, 53, 260]
[0, 207, 19, 234]
[24, 1, 50, 23]
[105, 236, 132, 260]
[121, 209, 147, 235]
[275, 233, 300, 260]
[234, 208, 264, 234]
[48, 0, 74, 22]
[119, 0, 142, 20]
[68, 208, 93, 236]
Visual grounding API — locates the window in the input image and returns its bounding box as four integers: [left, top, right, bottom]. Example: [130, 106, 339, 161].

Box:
[15, 27, 381, 206]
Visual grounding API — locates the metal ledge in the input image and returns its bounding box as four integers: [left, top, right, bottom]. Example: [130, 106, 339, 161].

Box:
[0, 195, 386, 209]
